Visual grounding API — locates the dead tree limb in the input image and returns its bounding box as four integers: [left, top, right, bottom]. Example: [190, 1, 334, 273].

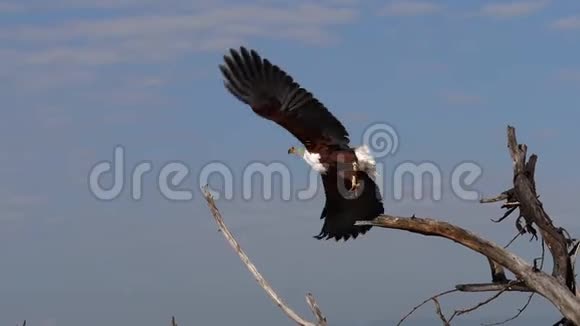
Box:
[506, 126, 574, 291]
[432, 298, 450, 326]
[397, 289, 458, 325]
[480, 189, 512, 203]
[482, 292, 535, 326]
[486, 257, 508, 283]
[455, 283, 530, 293]
[451, 289, 505, 318]
[356, 213, 580, 323]
[202, 186, 327, 326]
[448, 281, 521, 324]
[357, 125, 580, 324]
[204, 125, 579, 325]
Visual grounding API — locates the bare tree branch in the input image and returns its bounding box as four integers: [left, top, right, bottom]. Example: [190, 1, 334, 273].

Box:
[355, 214, 580, 323]
[455, 283, 531, 293]
[356, 126, 580, 324]
[503, 230, 523, 249]
[487, 257, 508, 283]
[398, 281, 531, 324]
[202, 186, 327, 326]
[569, 240, 580, 297]
[480, 189, 513, 203]
[449, 281, 520, 323]
[506, 126, 575, 292]
[397, 289, 458, 325]
[432, 298, 450, 326]
[482, 292, 535, 326]
[203, 124, 579, 325]
[306, 293, 327, 325]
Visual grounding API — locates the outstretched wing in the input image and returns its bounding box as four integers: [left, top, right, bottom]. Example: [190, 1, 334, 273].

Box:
[219, 46, 350, 152]
[316, 169, 384, 241]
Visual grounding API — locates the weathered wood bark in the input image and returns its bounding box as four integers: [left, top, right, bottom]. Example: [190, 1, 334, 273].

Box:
[357, 125, 580, 324]
[203, 187, 328, 326]
[204, 125, 579, 325]
[356, 215, 580, 323]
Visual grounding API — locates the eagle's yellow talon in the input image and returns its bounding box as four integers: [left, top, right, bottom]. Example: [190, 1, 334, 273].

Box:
[348, 162, 361, 192]
[349, 175, 360, 192]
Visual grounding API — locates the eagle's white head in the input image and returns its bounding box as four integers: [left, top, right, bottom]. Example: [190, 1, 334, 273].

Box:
[288, 146, 326, 173]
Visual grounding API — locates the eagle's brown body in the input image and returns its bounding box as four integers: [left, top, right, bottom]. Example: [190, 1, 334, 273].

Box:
[219, 46, 384, 241]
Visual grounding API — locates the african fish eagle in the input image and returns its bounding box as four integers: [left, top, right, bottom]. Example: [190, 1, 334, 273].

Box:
[219, 46, 384, 241]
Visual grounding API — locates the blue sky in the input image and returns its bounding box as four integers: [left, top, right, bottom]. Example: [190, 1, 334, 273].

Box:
[2, 0, 580, 325]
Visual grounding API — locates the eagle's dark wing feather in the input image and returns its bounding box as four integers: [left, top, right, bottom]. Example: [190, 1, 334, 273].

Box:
[316, 169, 384, 241]
[219, 46, 350, 151]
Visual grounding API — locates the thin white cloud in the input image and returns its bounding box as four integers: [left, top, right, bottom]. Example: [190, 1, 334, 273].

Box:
[379, 1, 442, 16]
[1, 3, 358, 66]
[4, 5, 355, 42]
[0, 0, 360, 117]
[551, 16, 580, 30]
[480, 1, 549, 18]
[1, 0, 226, 11]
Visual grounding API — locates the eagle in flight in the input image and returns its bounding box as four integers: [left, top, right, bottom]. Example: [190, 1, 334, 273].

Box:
[219, 46, 384, 241]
